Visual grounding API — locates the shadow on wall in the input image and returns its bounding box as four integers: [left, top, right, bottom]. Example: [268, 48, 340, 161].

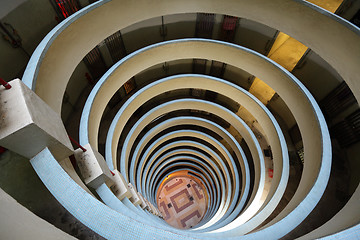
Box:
[0, 150, 105, 240]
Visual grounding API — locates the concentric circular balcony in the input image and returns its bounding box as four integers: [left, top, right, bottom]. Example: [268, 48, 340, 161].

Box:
[0, 0, 359, 239]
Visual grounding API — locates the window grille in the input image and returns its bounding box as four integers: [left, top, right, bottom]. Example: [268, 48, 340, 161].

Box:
[52, 0, 80, 19]
[320, 81, 356, 118]
[331, 109, 360, 147]
[83, 47, 107, 81]
[195, 13, 215, 39]
[105, 31, 127, 64]
[124, 78, 136, 94]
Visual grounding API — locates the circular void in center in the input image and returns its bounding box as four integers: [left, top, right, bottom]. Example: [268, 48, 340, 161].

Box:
[156, 170, 208, 229]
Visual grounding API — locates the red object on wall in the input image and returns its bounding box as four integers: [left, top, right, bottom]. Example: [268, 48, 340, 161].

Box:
[85, 72, 94, 85]
[55, 0, 79, 19]
[68, 135, 87, 152]
[222, 16, 238, 31]
[268, 169, 274, 178]
[0, 78, 11, 89]
[0, 147, 7, 154]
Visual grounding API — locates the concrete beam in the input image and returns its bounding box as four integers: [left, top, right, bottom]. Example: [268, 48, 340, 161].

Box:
[73, 144, 113, 189]
[137, 192, 149, 210]
[109, 169, 131, 201]
[0, 79, 73, 160]
[128, 183, 142, 206]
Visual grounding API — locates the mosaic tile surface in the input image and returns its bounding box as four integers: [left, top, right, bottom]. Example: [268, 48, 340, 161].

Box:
[157, 174, 207, 229]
